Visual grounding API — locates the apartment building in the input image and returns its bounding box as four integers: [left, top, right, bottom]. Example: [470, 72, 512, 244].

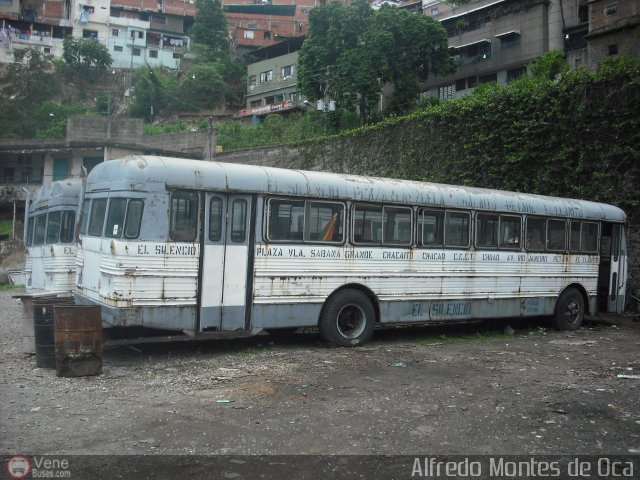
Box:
[422, 0, 566, 99]
[586, 0, 639, 69]
[0, 0, 72, 62]
[238, 36, 305, 118]
[1, 0, 193, 68]
[223, 0, 318, 51]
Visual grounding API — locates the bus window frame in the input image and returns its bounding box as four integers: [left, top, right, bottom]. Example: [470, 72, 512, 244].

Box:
[475, 213, 522, 251]
[169, 190, 199, 243]
[60, 210, 76, 244]
[569, 220, 599, 254]
[123, 199, 144, 240]
[444, 210, 471, 249]
[265, 197, 345, 245]
[87, 198, 108, 237]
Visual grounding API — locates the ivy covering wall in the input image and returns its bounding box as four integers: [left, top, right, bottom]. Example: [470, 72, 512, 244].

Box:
[299, 57, 640, 211]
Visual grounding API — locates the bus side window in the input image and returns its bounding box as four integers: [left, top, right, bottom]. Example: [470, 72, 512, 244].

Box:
[419, 209, 444, 247]
[499, 215, 521, 249]
[569, 221, 581, 252]
[170, 191, 198, 242]
[547, 219, 566, 251]
[476, 213, 498, 248]
[383, 206, 411, 245]
[267, 199, 304, 241]
[582, 222, 599, 253]
[353, 205, 382, 244]
[304, 201, 344, 243]
[526, 218, 545, 251]
[445, 211, 470, 248]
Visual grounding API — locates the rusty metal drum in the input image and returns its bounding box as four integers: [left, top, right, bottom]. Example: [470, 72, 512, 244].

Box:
[33, 298, 73, 368]
[54, 305, 103, 377]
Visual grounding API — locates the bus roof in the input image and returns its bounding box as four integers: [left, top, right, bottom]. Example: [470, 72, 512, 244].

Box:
[30, 178, 83, 213]
[86, 156, 626, 223]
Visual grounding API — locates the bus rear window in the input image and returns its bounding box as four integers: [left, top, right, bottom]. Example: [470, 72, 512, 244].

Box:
[46, 211, 62, 244]
[124, 200, 144, 239]
[34, 214, 47, 245]
[60, 211, 76, 243]
[170, 191, 199, 242]
[106, 198, 127, 238]
[88, 198, 107, 237]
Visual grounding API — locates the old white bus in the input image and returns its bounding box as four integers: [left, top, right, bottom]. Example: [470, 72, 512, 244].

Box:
[74, 156, 627, 346]
[24, 179, 82, 294]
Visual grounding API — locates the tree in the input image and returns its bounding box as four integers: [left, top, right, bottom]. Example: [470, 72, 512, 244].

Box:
[62, 37, 112, 79]
[298, 2, 455, 123]
[529, 50, 569, 80]
[4, 48, 59, 105]
[191, 0, 229, 61]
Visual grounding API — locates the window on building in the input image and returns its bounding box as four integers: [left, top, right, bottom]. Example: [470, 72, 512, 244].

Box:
[132, 48, 141, 56]
[290, 92, 300, 103]
[265, 96, 275, 105]
[604, 3, 617, 15]
[507, 67, 527, 83]
[608, 44, 618, 55]
[259, 70, 273, 83]
[112, 29, 119, 37]
[244, 30, 255, 39]
[281, 65, 294, 79]
[438, 84, 455, 100]
[43, 47, 50, 54]
[467, 76, 478, 88]
[249, 75, 257, 86]
[264, 31, 271, 40]
[578, 3, 588, 23]
[114, 45, 123, 52]
[479, 73, 497, 84]
[149, 50, 158, 58]
[455, 78, 466, 91]
[173, 53, 181, 59]
[82, 29, 98, 40]
[250, 100, 262, 108]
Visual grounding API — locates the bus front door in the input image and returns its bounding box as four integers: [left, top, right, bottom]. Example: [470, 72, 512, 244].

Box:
[199, 193, 253, 332]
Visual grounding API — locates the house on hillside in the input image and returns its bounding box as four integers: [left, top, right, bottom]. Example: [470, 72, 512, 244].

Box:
[237, 36, 308, 120]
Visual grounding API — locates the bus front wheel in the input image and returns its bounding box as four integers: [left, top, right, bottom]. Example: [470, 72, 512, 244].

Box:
[552, 287, 584, 331]
[319, 289, 375, 347]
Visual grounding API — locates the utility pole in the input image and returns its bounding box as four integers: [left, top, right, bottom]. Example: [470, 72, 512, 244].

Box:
[207, 116, 216, 161]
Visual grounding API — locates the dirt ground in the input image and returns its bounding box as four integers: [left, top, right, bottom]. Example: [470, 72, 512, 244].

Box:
[1, 286, 639, 476]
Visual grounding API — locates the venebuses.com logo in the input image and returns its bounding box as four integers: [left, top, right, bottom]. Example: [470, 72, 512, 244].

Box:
[6, 456, 30, 479]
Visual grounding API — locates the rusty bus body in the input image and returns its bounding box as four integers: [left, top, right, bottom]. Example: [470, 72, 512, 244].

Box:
[73, 156, 627, 346]
[23, 179, 82, 294]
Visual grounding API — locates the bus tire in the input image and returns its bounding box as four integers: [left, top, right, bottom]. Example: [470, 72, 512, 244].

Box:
[552, 287, 584, 331]
[319, 289, 375, 347]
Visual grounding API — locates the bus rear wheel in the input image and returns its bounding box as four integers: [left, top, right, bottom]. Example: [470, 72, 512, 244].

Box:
[319, 289, 375, 347]
[552, 287, 584, 331]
